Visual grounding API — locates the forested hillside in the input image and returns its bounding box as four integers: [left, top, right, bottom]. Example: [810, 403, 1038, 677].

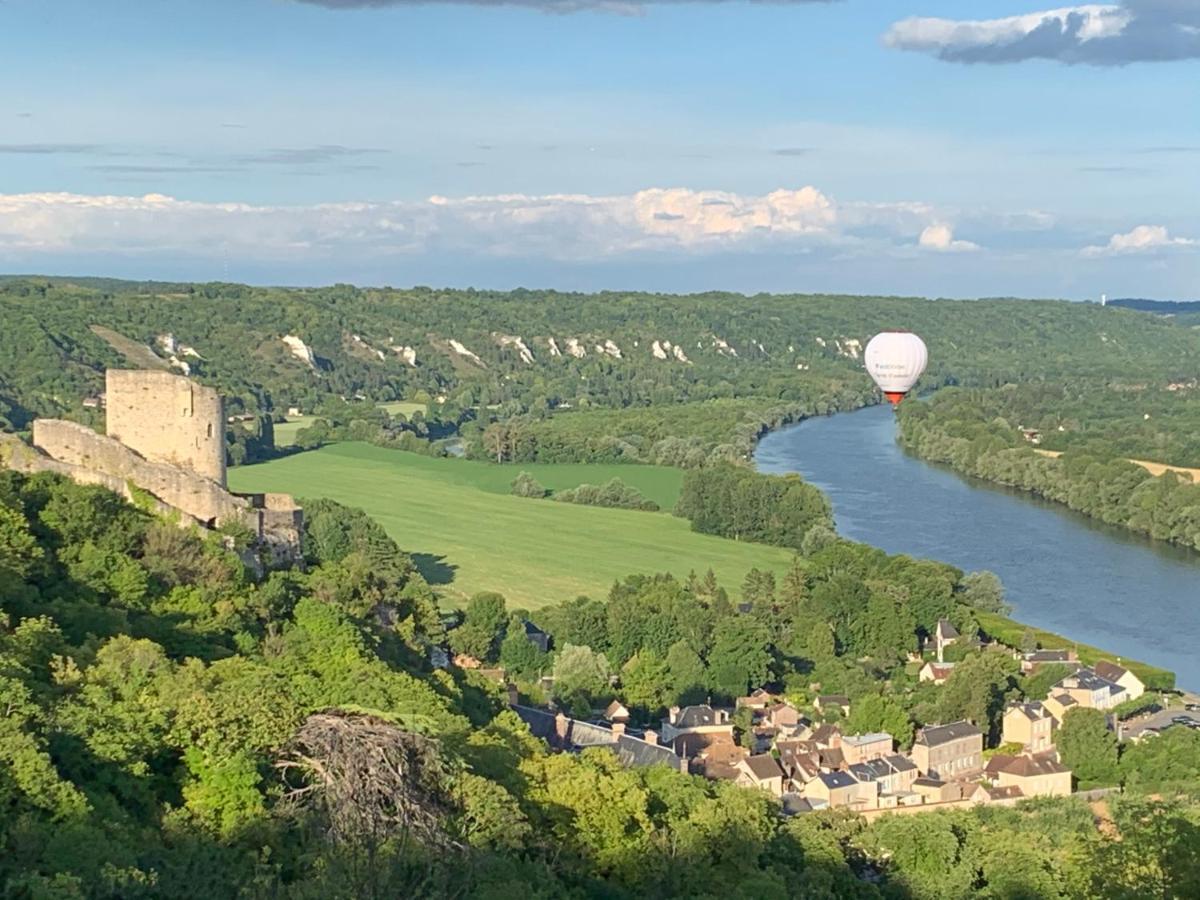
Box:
[4, 468, 1199, 898]
[4, 278, 1200, 437]
[897, 386, 1200, 551]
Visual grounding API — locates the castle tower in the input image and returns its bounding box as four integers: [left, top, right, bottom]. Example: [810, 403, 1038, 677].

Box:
[105, 370, 226, 485]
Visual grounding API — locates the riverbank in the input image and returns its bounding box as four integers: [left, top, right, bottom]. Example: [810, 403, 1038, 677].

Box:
[1034, 448, 1200, 483]
[756, 405, 1198, 689]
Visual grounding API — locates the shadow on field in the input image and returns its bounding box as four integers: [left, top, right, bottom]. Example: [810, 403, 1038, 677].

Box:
[411, 552, 458, 586]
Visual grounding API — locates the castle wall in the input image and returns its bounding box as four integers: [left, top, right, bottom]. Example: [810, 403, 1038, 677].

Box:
[33, 419, 242, 524]
[105, 369, 226, 485]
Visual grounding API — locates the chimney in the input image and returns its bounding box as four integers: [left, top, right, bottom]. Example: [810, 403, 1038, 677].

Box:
[611, 722, 626, 738]
[555, 711, 570, 742]
[505, 683, 519, 708]
[643, 729, 659, 746]
[668, 706, 680, 724]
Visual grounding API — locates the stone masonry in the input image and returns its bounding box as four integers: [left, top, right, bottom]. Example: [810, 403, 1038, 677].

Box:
[0, 370, 302, 568]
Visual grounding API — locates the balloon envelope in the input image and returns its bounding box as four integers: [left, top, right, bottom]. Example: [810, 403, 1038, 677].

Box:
[865, 332, 928, 404]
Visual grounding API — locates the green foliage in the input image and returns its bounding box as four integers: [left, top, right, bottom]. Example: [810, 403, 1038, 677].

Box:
[509, 471, 547, 498]
[957, 570, 1011, 615]
[2, 466, 1200, 898]
[1058, 708, 1120, 786]
[553, 477, 659, 511]
[448, 592, 508, 663]
[550, 644, 612, 716]
[675, 465, 832, 549]
[846, 694, 915, 749]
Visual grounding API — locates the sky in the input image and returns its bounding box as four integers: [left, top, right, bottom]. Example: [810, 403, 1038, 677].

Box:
[0, 0, 1197, 298]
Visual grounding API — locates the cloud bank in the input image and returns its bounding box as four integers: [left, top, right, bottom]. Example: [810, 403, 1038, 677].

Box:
[1083, 224, 1197, 255]
[0, 187, 996, 265]
[885, 1, 1200, 65]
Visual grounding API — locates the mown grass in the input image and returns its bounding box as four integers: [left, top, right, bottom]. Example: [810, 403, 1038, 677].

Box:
[229, 443, 795, 608]
[273, 401, 428, 447]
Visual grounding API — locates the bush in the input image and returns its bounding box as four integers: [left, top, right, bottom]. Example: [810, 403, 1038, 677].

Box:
[510, 472, 548, 499]
[553, 478, 659, 512]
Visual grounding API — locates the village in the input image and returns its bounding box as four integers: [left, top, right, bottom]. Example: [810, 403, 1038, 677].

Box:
[505, 617, 1162, 816]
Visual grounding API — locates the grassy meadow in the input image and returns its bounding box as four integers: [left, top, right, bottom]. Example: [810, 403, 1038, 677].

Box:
[273, 401, 429, 447]
[229, 443, 795, 608]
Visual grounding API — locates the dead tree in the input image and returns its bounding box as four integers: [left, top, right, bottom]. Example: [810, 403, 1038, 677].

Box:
[275, 709, 456, 852]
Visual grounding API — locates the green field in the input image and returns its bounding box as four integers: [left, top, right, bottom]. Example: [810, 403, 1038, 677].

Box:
[272, 415, 317, 447]
[273, 401, 428, 447]
[229, 443, 795, 608]
[378, 401, 428, 418]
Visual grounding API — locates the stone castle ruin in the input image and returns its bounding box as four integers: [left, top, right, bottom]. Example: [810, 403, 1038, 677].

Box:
[0, 370, 302, 568]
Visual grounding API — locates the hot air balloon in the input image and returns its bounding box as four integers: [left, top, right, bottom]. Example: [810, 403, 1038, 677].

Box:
[865, 331, 928, 405]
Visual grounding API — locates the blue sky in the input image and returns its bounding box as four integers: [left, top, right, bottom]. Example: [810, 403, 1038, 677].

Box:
[1, 0, 1196, 297]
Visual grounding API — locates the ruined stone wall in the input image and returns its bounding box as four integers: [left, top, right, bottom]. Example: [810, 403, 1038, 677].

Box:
[105, 369, 226, 485]
[33, 419, 242, 524]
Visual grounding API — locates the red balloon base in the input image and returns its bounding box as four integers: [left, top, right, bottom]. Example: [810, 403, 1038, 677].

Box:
[884, 392, 906, 406]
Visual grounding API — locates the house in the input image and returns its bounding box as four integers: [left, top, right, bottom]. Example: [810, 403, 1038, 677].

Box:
[848, 754, 917, 797]
[919, 661, 956, 685]
[841, 732, 894, 766]
[934, 619, 960, 663]
[1043, 692, 1079, 726]
[912, 721, 983, 779]
[971, 784, 1024, 804]
[993, 755, 1072, 798]
[763, 702, 804, 731]
[1052, 668, 1127, 711]
[815, 695, 851, 716]
[1020, 648, 1079, 675]
[604, 700, 631, 725]
[805, 771, 871, 809]
[736, 754, 786, 797]
[1002, 701, 1055, 753]
[1094, 660, 1145, 702]
[777, 742, 823, 786]
[810, 723, 842, 749]
[511, 706, 686, 772]
[880, 755, 920, 794]
[661, 705, 736, 758]
[81, 396, 103, 409]
[912, 777, 964, 804]
[520, 620, 551, 654]
[737, 688, 779, 710]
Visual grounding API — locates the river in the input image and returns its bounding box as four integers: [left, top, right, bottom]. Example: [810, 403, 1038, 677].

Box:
[755, 404, 1200, 689]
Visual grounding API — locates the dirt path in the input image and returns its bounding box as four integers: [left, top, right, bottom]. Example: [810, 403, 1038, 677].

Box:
[1033, 448, 1200, 483]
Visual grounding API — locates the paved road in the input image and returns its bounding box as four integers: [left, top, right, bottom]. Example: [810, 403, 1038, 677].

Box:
[1120, 706, 1200, 741]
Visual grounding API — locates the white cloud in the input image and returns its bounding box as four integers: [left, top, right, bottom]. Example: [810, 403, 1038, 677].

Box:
[885, 2, 1200, 65]
[1083, 224, 1198, 256]
[0, 187, 861, 263]
[918, 223, 980, 253]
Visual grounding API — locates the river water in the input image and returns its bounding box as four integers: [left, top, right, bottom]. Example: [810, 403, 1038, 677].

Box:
[755, 404, 1200, 689]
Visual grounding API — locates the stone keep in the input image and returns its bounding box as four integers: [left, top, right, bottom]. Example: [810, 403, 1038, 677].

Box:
[105, 369, 227, 485]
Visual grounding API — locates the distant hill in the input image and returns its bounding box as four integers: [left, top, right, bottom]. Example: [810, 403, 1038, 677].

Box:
[1109, 298, 1200, 315]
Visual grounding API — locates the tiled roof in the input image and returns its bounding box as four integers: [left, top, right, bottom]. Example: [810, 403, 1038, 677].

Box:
[1007, 701, 1050, 722]
[742, 754, 784, 781]
[612, 735, 681, 769]
[884, 754, 917, 774]
[672, 705, 728, 729]
[819, 771, 857, 790]
[1093, 660, 1131, 683]
[915, 721, 982, 747]
[935, 618, 960, 640]
[843, 732, 892, 747]
[999, 755, 1070, 778]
